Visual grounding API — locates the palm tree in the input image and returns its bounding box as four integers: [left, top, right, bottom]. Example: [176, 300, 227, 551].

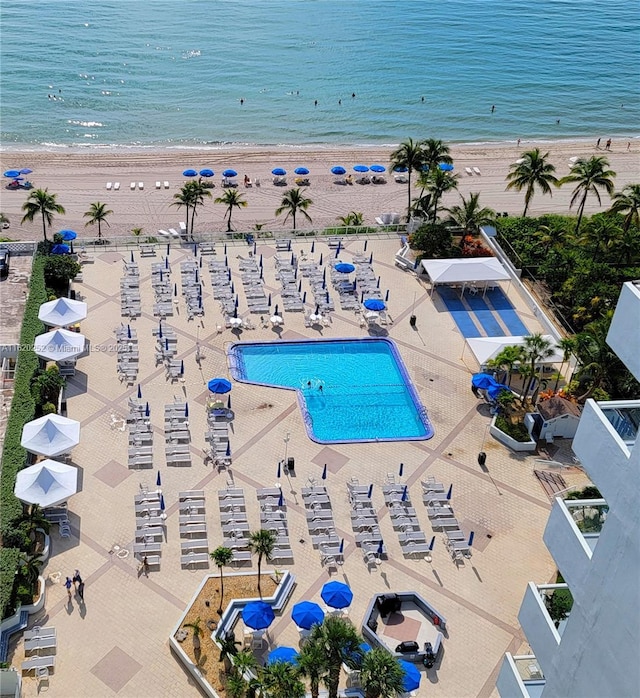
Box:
[187, 179, 212, 238]
[297, 637, 328, 698]
[225, 673, 248, 698]
[171, 185, 192, 236]
[577, 215, 623, 261]
[445, 192, 496, 234]
[360, 647, 405, 698]
[183, 617, 203, 652]
[16, 552, 43, 587]
[506, 149, 559, 216]
[487, 345, 525, 387]
[559, 156, 616, 233]
[390, 138, 426, 221]
[256, 661, 305, 698]
[18, 505, 50, 552]
[249, 529, 275, 596]
[421, 169, 459, 222]
[232, 648, 257, 679]
[83, 201, 113, 241]
[309, 616, 362, 698]
[573, 312, 620, 401]
[521, 333, 555, 400]
[21, 189, 65, 241]
[554, 336, 577, 392]
[210, 546, 234, 613]
[215, 189, 248, 233]
[609, 183, 640, 232]
[275, 188, 313, 230]
[131, 227, 143, 238]
[337, 211, 364, 226]
[613, 225, 640, 265]
[420, 138, 453, 173]
[218, 632, 242, 674]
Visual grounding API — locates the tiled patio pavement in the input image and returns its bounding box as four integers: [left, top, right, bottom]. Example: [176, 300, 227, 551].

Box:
[9, 237, 590, 698]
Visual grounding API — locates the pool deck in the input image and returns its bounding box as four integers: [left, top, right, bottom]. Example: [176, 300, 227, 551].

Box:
[8, 236, 591, 698]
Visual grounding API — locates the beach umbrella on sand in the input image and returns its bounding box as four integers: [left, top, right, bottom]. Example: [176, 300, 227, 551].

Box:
[353, 165, 369, 173]
[199, 168, 214, 177]
[60, 229, 77, 241]
[364, 298, 385, 311]
[294, 167, 309, 175]
[335, 262, 355, 274]
[400, 661, 421, 692]
[271, 168, 287, 176]
[3, 170, 21, 178]
[393, 166, 408, 173]
[20, 168, 33, 175]
[51, 244, 70, 255]
[370, 164, 386, 173]
[223, 169, 238, 178]
[183, 169, 198, 177]
[438, 163, 454, 172]
[331, 166, 346, 175]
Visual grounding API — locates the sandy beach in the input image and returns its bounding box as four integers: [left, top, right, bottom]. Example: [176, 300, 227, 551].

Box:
[1, 140, 637, 241]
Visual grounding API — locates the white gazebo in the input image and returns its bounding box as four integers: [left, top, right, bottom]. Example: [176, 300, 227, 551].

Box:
[465, 335, 565, 368]
[14, 459, 78, 508]
[421, 258, 511, 296]
[38, 297, 88, 327]
[34, 328, 86, 362]
[21, 414, 81, 458]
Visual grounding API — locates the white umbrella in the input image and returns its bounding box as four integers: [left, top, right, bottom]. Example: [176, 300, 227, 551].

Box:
[14, 459, 78, 508]
[270, 315, 283, 325]
[364, 311, 379, 320]
[34, 328, 86, 362]
[38, 297, 88, 327]
[21, 414, 80, 457]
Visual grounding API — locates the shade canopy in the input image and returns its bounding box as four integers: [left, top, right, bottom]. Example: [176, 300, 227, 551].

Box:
[267, 647, 299, 665]
[21, 414, 80, 457]
[59, 229, 77, 241]
[38, 297, 88, 327]
[472, 373, 510, 399]
[321, 581, 353, 609]
[335, 263, 355, 274]
[51, 244, 70, 255]
[182, 169, 198, 177]
[363, 298, 385, 311]
[466, 335, 564, 366]
[370, 164, 386, 172]
[199, 168, 214, 177]
[400, 660, 421, 692]
[294, 167, 309, 175]
[34, 328, 86, 362]
[223, 169, 238, 178]
[242, 601, 275, 630]
[271, 168, 287, 176]
[207, 377, 232, 394]
[291, 601, 324, 629]
[331, 166, 346, 175]
[421, 257, 510, 286]
[14, 459, 78, 508]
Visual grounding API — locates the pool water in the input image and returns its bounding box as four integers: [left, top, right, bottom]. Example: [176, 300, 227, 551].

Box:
[229, 338, 433, 443]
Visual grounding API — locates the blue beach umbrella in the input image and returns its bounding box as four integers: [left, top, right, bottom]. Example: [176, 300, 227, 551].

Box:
[180, 360, 184, 376]
[468, 531, 475, 547]
[184, 402, 189, 418]
[20, 168, 33, 175]
[331, 166, 346, 175]
[130, 250, 135, 263]
[271, 168, 287, 176]
[127, 325, 132, 339]
[3, 170, 21, 178]
[400, 660, 421, 692]
[335, 262, 355, 274]
[321, 581, 353, 609]
[51, 244, 70, 255]
[137, 384, 142, 399]
[353, 165, 369, 173]
[319, 253, 323, 265]
[446, 484, 453, 500]
[165, 338, 169, 351]
[226, 442, 231, 457]
[376, 540, 384, 556]
[160, 494, 166, 511]
[339, 539, 345, 554]
[393, 166, 408, 173]
[156, 471, 162, 487]
[60, 229, 77, 241]
[401, 485, 408, 502]
[182, 169, 198, 177]
[166, 244, 170, 256]
[208, 378, 232, 394]
[242, 601, 275, 630]
[398, 462, 404, 477]
[321, 464, 327, 480]
[278, 490, 284, 507]
[369, 252, 373, 264]
[370, 164, 386, 173]
[199, 168, 214, 177]
[223, 169, 238, 178]
[438, 163, 454, 171]
[364, 239, 368, 251]
[377, 276, 381, 288]
[302, 291, 306, 303]
[145, 402, 150, 417]
[227, 394, 232, 409]
[291, 601, 324, 630]
[294, 167, 309, 175]
[428, 535, 435, 551]
[277, 462, 281, 479]
[158, 323, 163, 338]
[311, 241, 315, 253]
[364, 298, 385, 311]
[367, 483, 373, 498]
[385, 289, 390, 302]
[471, 373, 495, 389]
[267, 647, 299, 665]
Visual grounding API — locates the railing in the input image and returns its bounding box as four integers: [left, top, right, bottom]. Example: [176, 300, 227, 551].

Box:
[565, 498, 608, 536]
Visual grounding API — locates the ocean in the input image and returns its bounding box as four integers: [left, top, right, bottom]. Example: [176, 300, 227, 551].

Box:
[1, 0, 638, 151]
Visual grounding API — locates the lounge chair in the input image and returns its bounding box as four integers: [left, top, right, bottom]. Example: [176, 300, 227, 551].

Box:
[139, 182, 144, 190]
[158, 229, 170, 237]
[164, 181, 170, 189]
[114, 182, 120, 190]
[156, 181, 161, 189]
[473, 166, 481, 175]
[394, 173, 408, 184]
[465, 167, 473, 176]
[130, 182, 136, 190]
[179, 221, 187, 236]
[106, 182, 113, 190]
[168, 228, 180, 238]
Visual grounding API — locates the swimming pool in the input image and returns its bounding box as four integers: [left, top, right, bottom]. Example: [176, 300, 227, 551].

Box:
[228, 338, 433, 444]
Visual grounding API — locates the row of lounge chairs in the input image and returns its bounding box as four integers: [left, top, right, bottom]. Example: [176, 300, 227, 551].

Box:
[180, 259, 205, 320]
[180, 490, 209, 567]
[128, 398, 153, 469]
[302, 484, 343, 568]
[346, 480, 386, 568]
[218, 488, 252, 563]
[133, 488, 165, 566]
[165, 400, 191, 466]
[382, 484, 432, 558]
[421, 477, 472, 561]
[257, 487, 293, 563]
[21, 626, 57, 684]
[115, 323, 138, 385]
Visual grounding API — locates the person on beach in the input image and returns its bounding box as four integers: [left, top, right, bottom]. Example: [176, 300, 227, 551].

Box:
[421, 96, 425, 102]
[517, 139, 521, 147]
[314, 100, 318, 107]
[605, 138, 612, 150]
[491, 105, 495, 113]
[596, 138, 601, 149]
[338, 99, 341, 105]
[64, 577, 73, 599]
[240, 98, 244, 105]
[628, 142, 631, 151]
[352, 92, 356, 98]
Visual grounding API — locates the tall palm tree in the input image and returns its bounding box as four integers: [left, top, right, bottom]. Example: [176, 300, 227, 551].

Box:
[309, 616, 362, 698]
[83, 201, 113, 241]
[390, 138, 426, 221]
[16, 551, 43, 587]
[256, 661, 305, 698]
[359, 647, 405, 698]
[573, 311, 619, 401]
[18, 505, 50, 552]
[421, 169, 459, 222]
[187, 179, 212, 238]
[297, 637, 328, 698]
[445, 192, 496, 234]
[248, 529, 275, 596]
[487, 345, 525, 387]
[506, 149, 559, 216]
[171, 184, 193, 236]
[521, 333, 555, 400]
[577, 215, 623, 261]
[609, 183, 640, 232]
[554, 336, 576, 392]
[215, 189, 248, 233]
[559, 156, 616, 233]
[218, 633, 242, 674]
[420, 138, 453, 173]
[613, 225, 640, 265]
[275, 188, 313, 230]
[210, 546, 234, 613]
[21, 188, 65, 241]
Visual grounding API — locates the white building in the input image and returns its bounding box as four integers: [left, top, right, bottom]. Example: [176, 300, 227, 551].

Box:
[497, 281, 640, 698]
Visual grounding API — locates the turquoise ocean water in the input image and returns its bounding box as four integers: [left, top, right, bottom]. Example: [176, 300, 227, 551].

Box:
[1, 0, 638, 150]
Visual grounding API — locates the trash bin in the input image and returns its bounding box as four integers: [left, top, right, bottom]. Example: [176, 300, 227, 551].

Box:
[409, 315, 417, 327]
[477, 452, 486, 466]
[286, 457, 295, 472]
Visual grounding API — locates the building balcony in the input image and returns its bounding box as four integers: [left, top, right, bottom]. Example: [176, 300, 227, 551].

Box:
[607, 281, 640, 380]
[496, 654, 545, 698]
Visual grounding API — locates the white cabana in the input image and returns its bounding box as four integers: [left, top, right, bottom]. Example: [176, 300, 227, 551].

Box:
[14, 459, 78, 508]
[38, 297, 88, 327]
[34, 328, 86, 362]
[21, 414, 81, 458]
[465, 335, 565, 367]
[421, 257, 510, 295]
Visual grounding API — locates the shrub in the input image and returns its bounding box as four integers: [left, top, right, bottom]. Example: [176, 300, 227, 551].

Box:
[41, 402, 57, 415]
[409, 222, 453, 258]
[495, 415, 531, 442]
[31, 365, 65, 409]
[43, 255, 81, 296]
[0, 549, 21, 620]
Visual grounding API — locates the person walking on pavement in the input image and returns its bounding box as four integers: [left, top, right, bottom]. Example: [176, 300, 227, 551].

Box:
[72, 569, 82, 589]
[64, 577, 73, 599]
[78, 581, 85, 601]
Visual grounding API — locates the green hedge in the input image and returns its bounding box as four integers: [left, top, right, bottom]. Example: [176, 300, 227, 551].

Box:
[0, 255, 46, 619]
[0, 549, 21, 620]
